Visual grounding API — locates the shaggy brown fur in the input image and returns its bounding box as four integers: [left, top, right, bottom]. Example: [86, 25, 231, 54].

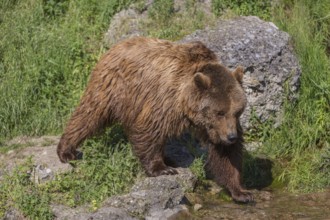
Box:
[57, 37, 253, 203]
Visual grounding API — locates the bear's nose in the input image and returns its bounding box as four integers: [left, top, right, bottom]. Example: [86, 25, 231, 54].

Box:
[227, 133, 238, 143]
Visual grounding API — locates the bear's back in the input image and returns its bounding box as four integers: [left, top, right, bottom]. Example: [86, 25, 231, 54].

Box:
[96, 37, 217, 81]
[84, 37, 218, 127]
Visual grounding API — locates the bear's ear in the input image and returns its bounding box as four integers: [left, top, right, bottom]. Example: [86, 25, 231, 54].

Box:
[232, 66, 244, 84]
[194, 72, 211, 90]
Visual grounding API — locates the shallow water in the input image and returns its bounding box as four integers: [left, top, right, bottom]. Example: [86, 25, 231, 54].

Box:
[191, 188, 330, 220]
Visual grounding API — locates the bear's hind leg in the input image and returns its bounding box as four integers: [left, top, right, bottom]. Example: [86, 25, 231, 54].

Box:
[57, 104, 108, 163]
[206, 143, 253, 203]
[129, 133, 178, 177]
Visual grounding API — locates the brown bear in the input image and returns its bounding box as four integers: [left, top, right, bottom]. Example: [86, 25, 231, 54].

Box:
[57, 37, 253, 203]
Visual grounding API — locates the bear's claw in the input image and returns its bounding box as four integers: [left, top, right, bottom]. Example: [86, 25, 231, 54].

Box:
[58, 149, 80, 163]
[147, 166, 178, 177]
[232, 191, 254, 203]
[159, 166, 178, 175]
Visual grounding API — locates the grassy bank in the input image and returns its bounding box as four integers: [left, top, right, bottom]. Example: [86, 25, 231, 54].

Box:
[263, 0, 330, 191]
[0, 0, 134, 138]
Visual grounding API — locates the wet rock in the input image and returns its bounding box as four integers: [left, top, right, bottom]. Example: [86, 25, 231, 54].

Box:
[146, 205, 191, 220]
[194, 189, 330, 220]
[181, 16, 301, 130]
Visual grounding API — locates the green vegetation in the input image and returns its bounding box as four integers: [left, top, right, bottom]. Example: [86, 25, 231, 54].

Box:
[0, 0, 330, 218]
[143, 0, 215, 40]
[0, 0, 134, 138]
[0, 125, 141, 218]
[262, 0, 330, 192]
[212, 0, 271, 20]
[47, 125, 141, 208]
[189, 156, 206, 182]
[0, 158, 54, 219]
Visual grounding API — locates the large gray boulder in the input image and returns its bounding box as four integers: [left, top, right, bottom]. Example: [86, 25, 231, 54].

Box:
[180, 16, 301, 130]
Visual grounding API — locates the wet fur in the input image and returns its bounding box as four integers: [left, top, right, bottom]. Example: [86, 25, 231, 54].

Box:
[57, 37, 253, 203]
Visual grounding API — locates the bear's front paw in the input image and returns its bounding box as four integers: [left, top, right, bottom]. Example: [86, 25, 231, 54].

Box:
[58, 149, 81, 163]
[158, 166, 178, 176]
[232, 191, 254, 203]
[146, 165, 178, 177]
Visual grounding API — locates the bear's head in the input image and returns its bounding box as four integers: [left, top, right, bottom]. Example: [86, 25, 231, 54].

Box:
[185, 63, 246, 145]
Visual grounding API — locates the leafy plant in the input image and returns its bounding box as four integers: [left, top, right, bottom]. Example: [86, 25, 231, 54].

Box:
[189, 156, 206, 182]
[0, 0, 135, 138]
[262, 0, 330, 192]
[212, 0, 272, 20]
[143, 0, 215, 40]
[45, 125, 142, 208]
[0, 158, 54, 219]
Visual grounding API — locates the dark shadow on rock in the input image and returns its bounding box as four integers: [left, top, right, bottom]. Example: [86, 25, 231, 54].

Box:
[165, 134, 273, 190]
[165, 134, 205, 168]
[243, 151, 273, 190]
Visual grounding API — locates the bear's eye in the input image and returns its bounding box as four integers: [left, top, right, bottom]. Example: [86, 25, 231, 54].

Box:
[217, 111, 226, 117]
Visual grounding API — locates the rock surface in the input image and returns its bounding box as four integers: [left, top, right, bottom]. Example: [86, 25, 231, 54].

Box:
[181, 16, 301, 130]
[0, 136, 72, 182]
[51, 168, 195, 220]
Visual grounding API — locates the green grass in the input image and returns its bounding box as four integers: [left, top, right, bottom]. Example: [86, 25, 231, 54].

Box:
[212, 0, 272, 20]
[46, 125, 142, 208]
[261, 0, 330, 192]
[0, 158, 54, 219]
[142, 0, 216, 40]
[0, 0, 135, 138]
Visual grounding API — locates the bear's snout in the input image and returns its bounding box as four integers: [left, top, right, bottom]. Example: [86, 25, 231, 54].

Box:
[227, 133, 238, 144]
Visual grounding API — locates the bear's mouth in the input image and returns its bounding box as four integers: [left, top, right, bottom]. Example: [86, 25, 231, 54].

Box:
[208, 133, 237, 146]
[221, 138, 237, 146]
